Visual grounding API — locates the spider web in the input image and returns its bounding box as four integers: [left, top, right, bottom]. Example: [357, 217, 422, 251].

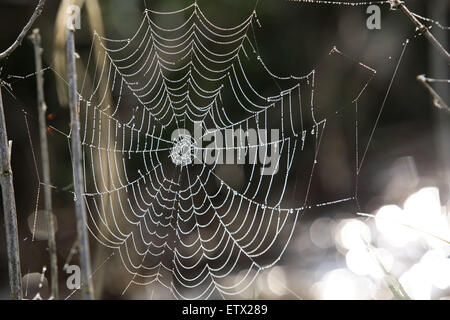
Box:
[17, 1, 381, 300]
[1, 0, 446, 301]
[67, 2, 376, 299]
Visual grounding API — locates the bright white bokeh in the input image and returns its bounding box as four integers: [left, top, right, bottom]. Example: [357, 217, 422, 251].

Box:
[404, 187, 450, 248]
[315, 268, 374, 299]
[336, 219, 371, 251]
[420, 250, 450, 290]
[332, 187, 450, 300]
[376, 187, 450, 248]
[398, 248, 450, 300]
[346, 247, 394, 279]
[399, 262, 433, 300]
[375, 204, 418, 247]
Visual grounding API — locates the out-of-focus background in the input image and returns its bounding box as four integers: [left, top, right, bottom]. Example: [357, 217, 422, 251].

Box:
[0, 0, 449, 299]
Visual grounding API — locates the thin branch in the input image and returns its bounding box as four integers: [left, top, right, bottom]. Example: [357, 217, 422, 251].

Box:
[29, 28, 59, 300]
[67, 27, 95, 300]
[417, 74, 450, 113]
[0, 88, 22, 300]
[0, 0, 47, 61]
[391, 0, 450, 62]
[0, 0, 48, 302]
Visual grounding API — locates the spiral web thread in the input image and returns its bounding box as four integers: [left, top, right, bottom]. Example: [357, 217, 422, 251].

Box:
[55, 2, 377, 299]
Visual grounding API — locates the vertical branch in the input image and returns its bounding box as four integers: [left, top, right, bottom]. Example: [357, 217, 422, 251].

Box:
[66, 27, 94, 300]
[0, 87, 22, 300]
[29, 29, 59, 300]
[0, 0, 48, 301]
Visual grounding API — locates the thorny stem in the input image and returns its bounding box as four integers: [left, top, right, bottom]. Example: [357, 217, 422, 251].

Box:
[0, 0, 47, 61]
[67, 27, 94, 300]
[29, 28, 59, 300]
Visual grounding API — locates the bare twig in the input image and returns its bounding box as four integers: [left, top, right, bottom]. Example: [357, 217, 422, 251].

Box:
[0, 0, 47, 60]
[391, 0, 450, 62]
[391, 0, 450, 112]
[29, 29, 59, 300]
[0, 0, 48, 302]
[417, 74, 450, 113]
[0, 88, 22, 300]
[67, 27, 94, 300]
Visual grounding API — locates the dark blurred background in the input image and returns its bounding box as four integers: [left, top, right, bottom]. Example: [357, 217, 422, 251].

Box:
[0, 0, 449, 299]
